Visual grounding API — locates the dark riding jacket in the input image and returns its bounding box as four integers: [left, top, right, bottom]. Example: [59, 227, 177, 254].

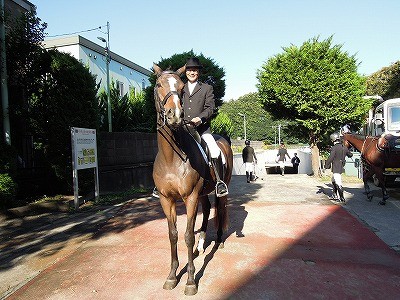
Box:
[182, 81, 215, 135]
[242, 146, 257, 163]
[325, 142, 353, 174]
[277, 148, 290, 162]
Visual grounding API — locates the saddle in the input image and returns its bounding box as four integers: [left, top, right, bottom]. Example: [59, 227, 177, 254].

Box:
[182, 124, 227, 181]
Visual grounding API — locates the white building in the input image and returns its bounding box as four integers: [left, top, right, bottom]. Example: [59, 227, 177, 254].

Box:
[43, 35, 151, 97]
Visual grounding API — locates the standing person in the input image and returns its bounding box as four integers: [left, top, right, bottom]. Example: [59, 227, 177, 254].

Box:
[291, 153, 300, 174]
[324, 132, 353, 203]
[182, 57, 228, 197]
[277, 142, 291, 176]
[242, 140, 257, 183]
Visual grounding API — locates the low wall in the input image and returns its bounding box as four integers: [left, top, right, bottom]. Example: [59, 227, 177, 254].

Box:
[232, 148, 313, 177]
[97, 132, 158, 193]
[96, 134, 316, 193]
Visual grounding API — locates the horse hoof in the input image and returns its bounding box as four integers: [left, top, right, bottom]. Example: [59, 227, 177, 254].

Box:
[379, 200, 386, 205]
[184, 284, 198, 296]
[163, 279, 178, 290]
[367, 196, 373, 202]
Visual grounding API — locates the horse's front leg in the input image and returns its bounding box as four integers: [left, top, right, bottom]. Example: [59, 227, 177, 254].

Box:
[184, 197, 199, 296]
[196, 195, 211, 255]
[160, 198, 179, 290]
[363, 168, 374, 201]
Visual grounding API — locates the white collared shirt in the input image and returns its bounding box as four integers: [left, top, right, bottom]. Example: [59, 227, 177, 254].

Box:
[188, 81, 197, 95]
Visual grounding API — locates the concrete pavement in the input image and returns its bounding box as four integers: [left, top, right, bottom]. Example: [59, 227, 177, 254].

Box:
[1, 174, 400, 299]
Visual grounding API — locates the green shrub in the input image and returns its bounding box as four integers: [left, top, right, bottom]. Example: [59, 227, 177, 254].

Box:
[0, 173, 18, 204]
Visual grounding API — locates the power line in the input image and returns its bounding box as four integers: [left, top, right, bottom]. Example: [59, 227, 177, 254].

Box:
[46, 25, 107, 38]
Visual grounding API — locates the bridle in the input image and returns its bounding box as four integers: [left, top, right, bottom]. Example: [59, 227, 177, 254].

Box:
[155, 71, 183, 130]
[154, 71, 188, 161]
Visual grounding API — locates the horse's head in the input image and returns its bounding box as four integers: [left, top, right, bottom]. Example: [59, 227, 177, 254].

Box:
[153, 63, 185, 129]
[342, 133, 351, 148]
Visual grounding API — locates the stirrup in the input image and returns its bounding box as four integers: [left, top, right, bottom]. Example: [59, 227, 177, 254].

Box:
[215, 181, 228, 197]
[152, 187, 160, 198]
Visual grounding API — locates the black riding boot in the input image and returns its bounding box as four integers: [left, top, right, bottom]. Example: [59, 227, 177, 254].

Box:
[246, 171, 250, 183]
[330, 182, 338, 200]
[211, 158, 228, 197]
[337, 185, 346, 203]
[249, 172, 253, 182]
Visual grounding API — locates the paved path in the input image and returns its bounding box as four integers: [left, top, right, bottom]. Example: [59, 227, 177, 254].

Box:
[1, 174, 400, 299]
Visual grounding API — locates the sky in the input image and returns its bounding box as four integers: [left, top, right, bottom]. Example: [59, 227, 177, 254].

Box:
[33, 0, 399, 101]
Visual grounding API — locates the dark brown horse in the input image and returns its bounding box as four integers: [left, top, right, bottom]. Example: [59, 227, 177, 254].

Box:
[152, 64, 233, 295]
[343, 132, 400, 205]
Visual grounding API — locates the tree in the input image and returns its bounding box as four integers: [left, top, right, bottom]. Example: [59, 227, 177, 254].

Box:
[20, 49, 99, 194]
[5, 10, 47, 94]
[98, 81, 131, 132]
[143, 50, 226, 132]
[211, 111, 233, 138]
[366, 61, 400, 100]
[217, 92, 305, 144]
[257, 36, 372, 175]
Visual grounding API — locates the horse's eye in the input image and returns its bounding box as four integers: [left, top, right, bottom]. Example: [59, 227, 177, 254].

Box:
[156, 83, 161, 88]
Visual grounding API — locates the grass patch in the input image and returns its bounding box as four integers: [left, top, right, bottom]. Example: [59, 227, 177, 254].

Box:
[28, 187, 152, 211]
[95, 187, 151, 205]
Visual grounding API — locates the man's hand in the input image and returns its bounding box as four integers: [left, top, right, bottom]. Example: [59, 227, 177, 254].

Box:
[191, 117, 202, 126]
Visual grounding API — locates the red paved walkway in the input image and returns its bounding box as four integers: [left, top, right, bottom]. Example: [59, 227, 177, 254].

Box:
[6, 194, 400, 300]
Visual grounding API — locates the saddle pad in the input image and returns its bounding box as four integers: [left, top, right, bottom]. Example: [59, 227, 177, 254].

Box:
[195, 141, 226, 165]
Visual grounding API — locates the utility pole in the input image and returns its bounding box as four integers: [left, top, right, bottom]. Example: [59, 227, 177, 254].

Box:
[238, 113, 247, 140]
[1, 0, 10, 144]
[97, 21, 112, 132]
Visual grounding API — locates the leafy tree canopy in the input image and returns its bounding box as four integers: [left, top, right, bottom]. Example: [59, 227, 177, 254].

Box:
[23, 49, 99, 193]
[366, 61, 400, 100]
[257, 36, 372, 147]
[218, 93, 307, 144]
[5, 10, 47, 91]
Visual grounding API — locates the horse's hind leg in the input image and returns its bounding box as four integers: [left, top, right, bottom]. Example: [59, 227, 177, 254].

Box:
[196, 195, 210, 255]
[379, 176, 390, 205]
[160, 199, 179, 290]
[363, 168, 374, 201]
[372, 168, 389, 205]
[380, 186, 389, 205]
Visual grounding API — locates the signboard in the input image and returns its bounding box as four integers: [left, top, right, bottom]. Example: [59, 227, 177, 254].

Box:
[71, 127, 98, 170]
[71, 127, 99, 209]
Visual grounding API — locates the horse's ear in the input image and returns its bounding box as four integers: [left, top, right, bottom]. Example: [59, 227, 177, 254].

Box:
[176, 65, 186, 76]
[153, 63, 163, 77]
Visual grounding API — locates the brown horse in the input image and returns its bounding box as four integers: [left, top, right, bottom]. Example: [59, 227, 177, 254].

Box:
[343, 132, 400, 205]
[152, 64, 233, 295]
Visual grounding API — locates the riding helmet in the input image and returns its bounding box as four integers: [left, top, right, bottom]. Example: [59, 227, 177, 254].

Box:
[330, 132, 340, 142]
[245, 140, 250, 145]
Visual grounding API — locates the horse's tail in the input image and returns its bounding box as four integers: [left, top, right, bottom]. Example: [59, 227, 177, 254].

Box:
[214, 194, 229, 232]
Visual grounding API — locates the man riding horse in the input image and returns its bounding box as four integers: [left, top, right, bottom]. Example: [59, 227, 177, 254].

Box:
[152, 62, 232, 295]
[182, 57, 228, 197]
[153, 57, 228, 198]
